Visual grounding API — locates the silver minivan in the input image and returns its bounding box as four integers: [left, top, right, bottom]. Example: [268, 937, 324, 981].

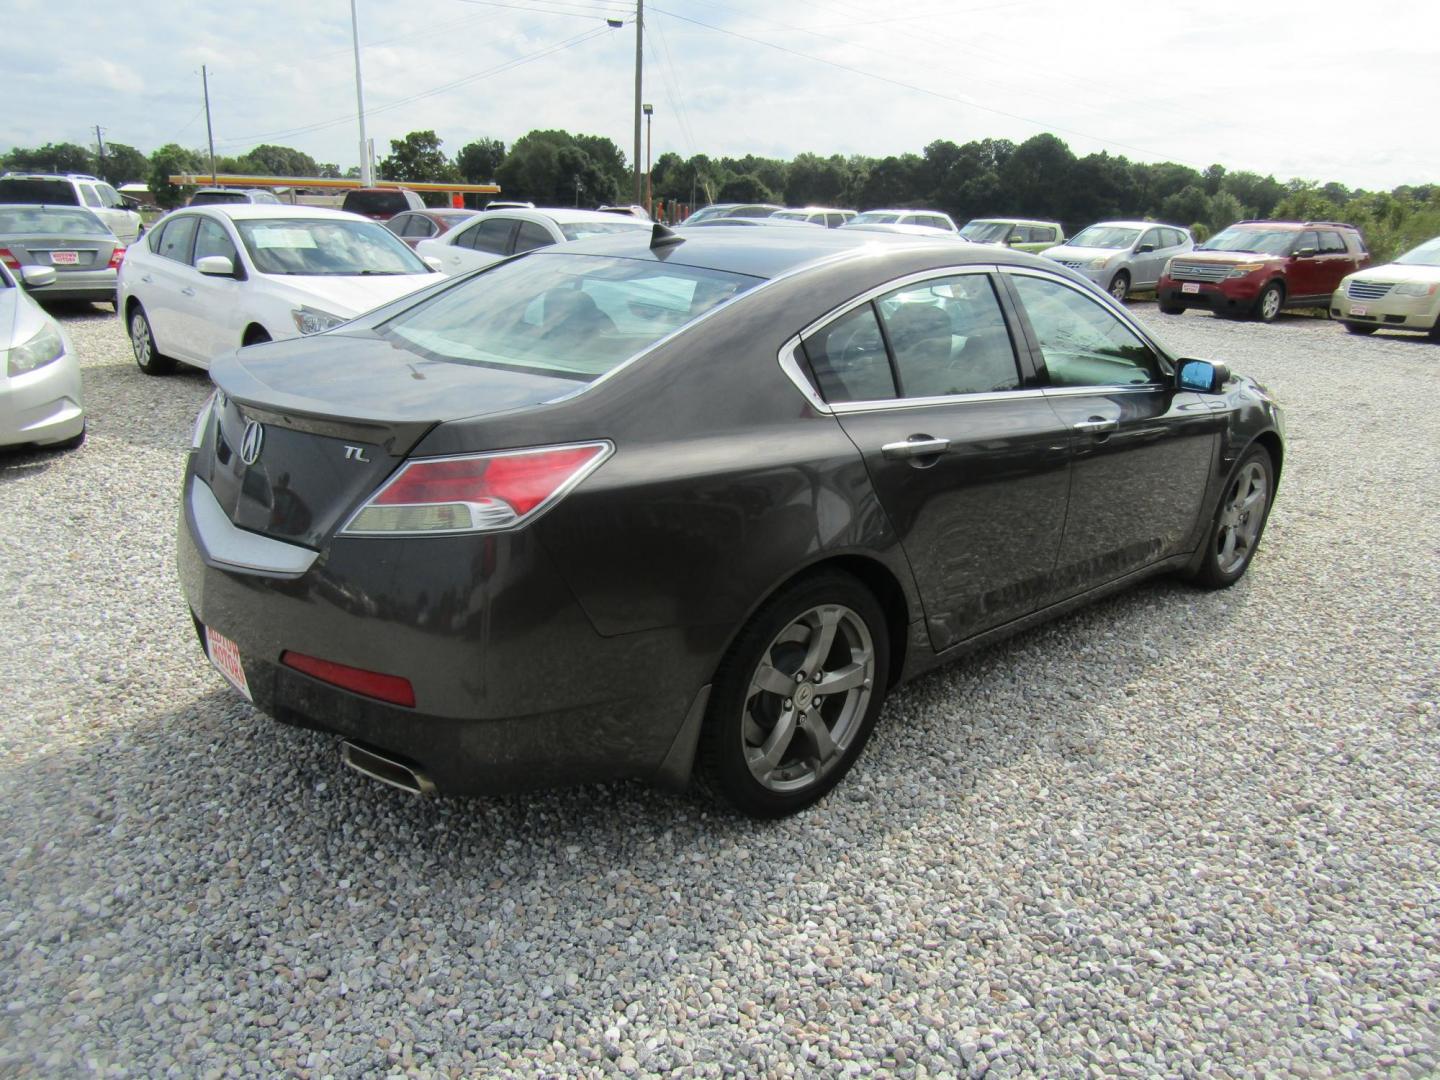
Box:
[1041, 221, 1193, 301]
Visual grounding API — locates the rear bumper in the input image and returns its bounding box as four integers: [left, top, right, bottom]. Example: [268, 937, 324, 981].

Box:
[0, 352, 85, 447]
[177, 473, 718, 795]
[29, 268, 118, 302]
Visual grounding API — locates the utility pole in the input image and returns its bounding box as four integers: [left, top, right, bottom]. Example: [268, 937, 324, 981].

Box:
[201, 66, 217, 182]
[94, 125, 106, 180]
[632, 0, 643, 206]
[642, 103, 653, 214]
[351, 0, 373, 186]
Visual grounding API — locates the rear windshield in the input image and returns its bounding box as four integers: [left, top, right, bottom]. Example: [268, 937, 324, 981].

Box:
[0, 206, 108, 235]
[234, 218, 428, 275]
[1200, 228, 1296, 255]
[557, 220, 651, 242]
[342, 190, 409, 215]
[0, 178, 78, 205]
[382, 253, 762, 381]
[190, 191, 249, 205]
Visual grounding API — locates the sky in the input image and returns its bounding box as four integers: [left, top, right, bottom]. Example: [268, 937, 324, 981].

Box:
[5, 0, 1438, 192]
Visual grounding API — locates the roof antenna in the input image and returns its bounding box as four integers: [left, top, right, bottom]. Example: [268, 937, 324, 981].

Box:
[650, 222, 684, 249]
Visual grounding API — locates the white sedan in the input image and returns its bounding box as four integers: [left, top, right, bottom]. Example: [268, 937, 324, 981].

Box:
[1, 262, 85, 450]
[416, 208, 651, 276]
[117, 205, 439, 374]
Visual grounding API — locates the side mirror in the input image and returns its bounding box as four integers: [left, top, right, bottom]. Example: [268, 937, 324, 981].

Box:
[1295, 247, 1317, 258]
[18, 265, 57, 289]
[424, 255, 444, 270]
[1177, 358, 1230, 393]
[1135, 243, 1156, 254]
[196, 255, 237, 277]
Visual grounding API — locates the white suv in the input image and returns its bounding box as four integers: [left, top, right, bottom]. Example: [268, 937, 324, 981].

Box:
[0, 173, 144, 245]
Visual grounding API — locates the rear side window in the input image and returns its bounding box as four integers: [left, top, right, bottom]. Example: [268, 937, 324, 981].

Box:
[156, 216, 198, 263]
[382, 253, 759, 381]
[0, 177, 79, 205]
[1318, 230, 1347, 254]
[876, 276, 1019, 397]
[512, 221, 553, 253]
[803, 304, 895, 403]
[461, 217, 514, 253]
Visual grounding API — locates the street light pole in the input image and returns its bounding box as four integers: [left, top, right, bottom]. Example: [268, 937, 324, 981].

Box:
[643, 103, 653, 215]
[632, 0, 643, 206]
[351, 0, 373, 186]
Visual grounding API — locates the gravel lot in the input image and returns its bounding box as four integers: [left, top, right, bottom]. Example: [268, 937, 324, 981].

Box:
[2, 302, 1437, 1078]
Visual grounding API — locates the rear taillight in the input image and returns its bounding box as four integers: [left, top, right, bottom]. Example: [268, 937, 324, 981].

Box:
[341, 441, 611, 536]
[0, 248, 17, 269]
[281, 651, 415, 707]
[108, 246, 126, 271]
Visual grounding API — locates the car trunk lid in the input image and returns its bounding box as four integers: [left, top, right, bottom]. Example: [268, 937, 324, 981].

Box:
[201, 328, 586, 548]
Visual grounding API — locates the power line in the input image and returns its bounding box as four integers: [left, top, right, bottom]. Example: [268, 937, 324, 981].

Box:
[648, 4, 1202, 167]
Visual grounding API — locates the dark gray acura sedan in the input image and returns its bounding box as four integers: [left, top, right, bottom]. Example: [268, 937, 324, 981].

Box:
[178, 225, 1284, 817]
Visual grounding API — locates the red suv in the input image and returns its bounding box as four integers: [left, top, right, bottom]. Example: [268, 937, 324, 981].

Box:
[1157, 220, 1370, 322]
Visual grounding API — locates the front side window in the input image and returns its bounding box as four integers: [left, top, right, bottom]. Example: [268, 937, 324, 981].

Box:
[156, 215, 198, 263]
[1295, 230, 1320, 254]
[381, 253, 759, 381]
[97, 183, 124, 208]
[234, 218, 427, 275]
[876, 276, 1019, 397]
[1011, 275, 1163, 388]
[193, 218, 238, 265]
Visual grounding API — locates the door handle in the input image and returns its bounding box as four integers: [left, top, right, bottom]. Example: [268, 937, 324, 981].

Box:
[881, 436, 951, 459]
[1073, 417, 1118, 435]
[181, 287, 196, 297]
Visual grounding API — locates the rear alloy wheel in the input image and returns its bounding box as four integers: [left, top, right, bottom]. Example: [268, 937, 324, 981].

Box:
[1345, 322, 1377, 336]
[129, 306, 175, 375]
[700, 572, 890, 817]
[1254, 282, 1284, 323]
[1108, 271, 1131, 302]
[1193, 447, 1274, 589]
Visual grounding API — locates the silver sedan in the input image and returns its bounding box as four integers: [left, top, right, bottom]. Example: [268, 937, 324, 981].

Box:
[0, 204, 124, 307]
[0, 261, 85, 450]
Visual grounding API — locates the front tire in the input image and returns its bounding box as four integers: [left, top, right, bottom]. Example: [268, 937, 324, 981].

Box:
[1192, 447, 1275, 589]
[699, 571, 890, 818]
[1108, 271, 1131, 302]
[1254, 282, 1284, 323]
[129, 305, 175, 375]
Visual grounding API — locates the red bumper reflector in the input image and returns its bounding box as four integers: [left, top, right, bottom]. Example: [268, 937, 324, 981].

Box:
[280, 651, 416, 707]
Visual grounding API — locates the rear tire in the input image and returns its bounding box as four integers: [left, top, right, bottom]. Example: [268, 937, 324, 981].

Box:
[129, 305, 175, 375]
[1159, 303, 1185, 315]
[1254, 282, 1284, 323]
[699, 571, 890, 818]
[1344, 322, 1377, 336]
[1191, 447, 1275, 589]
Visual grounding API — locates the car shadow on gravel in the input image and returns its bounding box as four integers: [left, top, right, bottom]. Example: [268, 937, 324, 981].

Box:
[0, 448, 64, 482]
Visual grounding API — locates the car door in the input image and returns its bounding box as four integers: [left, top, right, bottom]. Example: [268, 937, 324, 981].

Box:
[800, 269, 1072, 651]
[141, 214, 201, 360]
[443, 215, 516, 273]
[176, 216, 246, 365]
[1284, 229, 1323, 301]
[1130, 228, 1167, 288]
[1001, 268, 1222, 595]
[1312, 229, 1357, 300]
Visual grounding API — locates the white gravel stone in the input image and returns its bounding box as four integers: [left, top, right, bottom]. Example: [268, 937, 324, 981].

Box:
[0, 301, 1438, 1077]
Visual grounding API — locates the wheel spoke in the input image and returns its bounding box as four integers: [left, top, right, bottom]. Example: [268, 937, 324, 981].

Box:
[751, 662, 797, 699]
[749, 706, 798, 775]
[1216, 525, 1237, 567]
[817, 660, 867, 695]
[800, 607, 840, 675]
[802, 711, 839, 764]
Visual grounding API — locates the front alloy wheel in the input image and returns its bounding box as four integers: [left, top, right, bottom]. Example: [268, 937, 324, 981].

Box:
[701, 572, 890, 817]
[1108, 271, 1130, 302]
[1255, 283, 1284, 322]
[1193, 448, 1274, 588]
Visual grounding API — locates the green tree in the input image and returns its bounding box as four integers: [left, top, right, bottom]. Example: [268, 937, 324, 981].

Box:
[1205, 190, 1245, 234]
[96, 142, 147, 185]
[237, 144, 319, 177]
[574, 134, 628, 195]
[148, 144, 203, 208]
[856, 154, 923, 209]
[999, 134, 1076, 219]
[785, 152, 848, 207]
[3, 142, 93, 174]
[1161, 184, 1211, 229]
[716, 173, 775, 204]
[379, 130, 457, 184]
[456, 138, 505, 183]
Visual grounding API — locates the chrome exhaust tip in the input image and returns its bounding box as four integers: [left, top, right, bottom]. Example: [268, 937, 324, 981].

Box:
[340, 741, 436, 796]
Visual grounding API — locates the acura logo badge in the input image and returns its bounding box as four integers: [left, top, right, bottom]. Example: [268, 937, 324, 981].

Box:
[239, 420, 264, 465]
